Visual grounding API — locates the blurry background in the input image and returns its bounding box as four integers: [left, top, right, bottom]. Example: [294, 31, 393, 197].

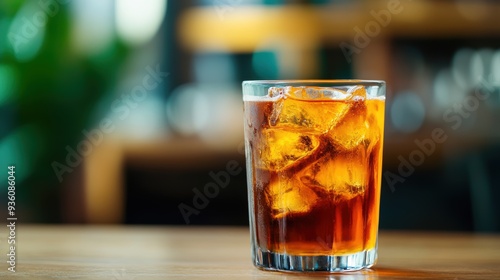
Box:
[0, 0, 499, 231]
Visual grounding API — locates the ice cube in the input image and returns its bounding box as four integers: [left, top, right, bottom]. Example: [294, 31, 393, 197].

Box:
[320, 88, 350, 100]
[330, 98, 368, 150]
[299, 87, 349, 100]
[268, 86, 351, 134]
[329, 86, 374, 150]
[268, 86, 285, 98]
[267, 175, 319, 219]
[257, 128, 320, 171]
[299, 145, 369, 200]
[348, 85, 367, 101]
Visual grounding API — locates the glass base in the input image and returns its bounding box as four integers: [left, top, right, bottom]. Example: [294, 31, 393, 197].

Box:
[253, 247, 377, 272]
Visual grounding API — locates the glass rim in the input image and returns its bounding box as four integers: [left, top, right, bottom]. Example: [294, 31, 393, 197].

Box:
[242, 79, 385, 87]
[242, 79, 386, 99]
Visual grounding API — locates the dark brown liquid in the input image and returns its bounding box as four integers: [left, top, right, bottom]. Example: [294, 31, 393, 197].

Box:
[244, 96, 384, 256]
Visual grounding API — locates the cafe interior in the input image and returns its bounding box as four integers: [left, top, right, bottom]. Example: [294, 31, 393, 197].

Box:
[1, 0, 499, 234]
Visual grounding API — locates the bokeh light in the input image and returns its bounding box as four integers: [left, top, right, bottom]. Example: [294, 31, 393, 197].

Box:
[0, 124, 44, 184]
[7, 2, 46, 62]
[71, 0, 114, 55]
[115, 0, 167, 46]
[390, 91, 426, 133]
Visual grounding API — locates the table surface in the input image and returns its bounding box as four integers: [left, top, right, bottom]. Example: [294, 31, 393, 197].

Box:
[1, 226, 499, 279]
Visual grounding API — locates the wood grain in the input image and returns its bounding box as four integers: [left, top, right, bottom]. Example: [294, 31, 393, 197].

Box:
[0, 226, 499, 279]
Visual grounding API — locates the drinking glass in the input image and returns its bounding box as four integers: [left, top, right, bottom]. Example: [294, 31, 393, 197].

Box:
[243, 80, 385, 272]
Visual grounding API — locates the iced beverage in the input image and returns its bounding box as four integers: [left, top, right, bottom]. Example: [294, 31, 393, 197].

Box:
[243, 81, 385, 272]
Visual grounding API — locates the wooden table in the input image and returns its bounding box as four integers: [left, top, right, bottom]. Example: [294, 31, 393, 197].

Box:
[1, 226, 499, 279]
